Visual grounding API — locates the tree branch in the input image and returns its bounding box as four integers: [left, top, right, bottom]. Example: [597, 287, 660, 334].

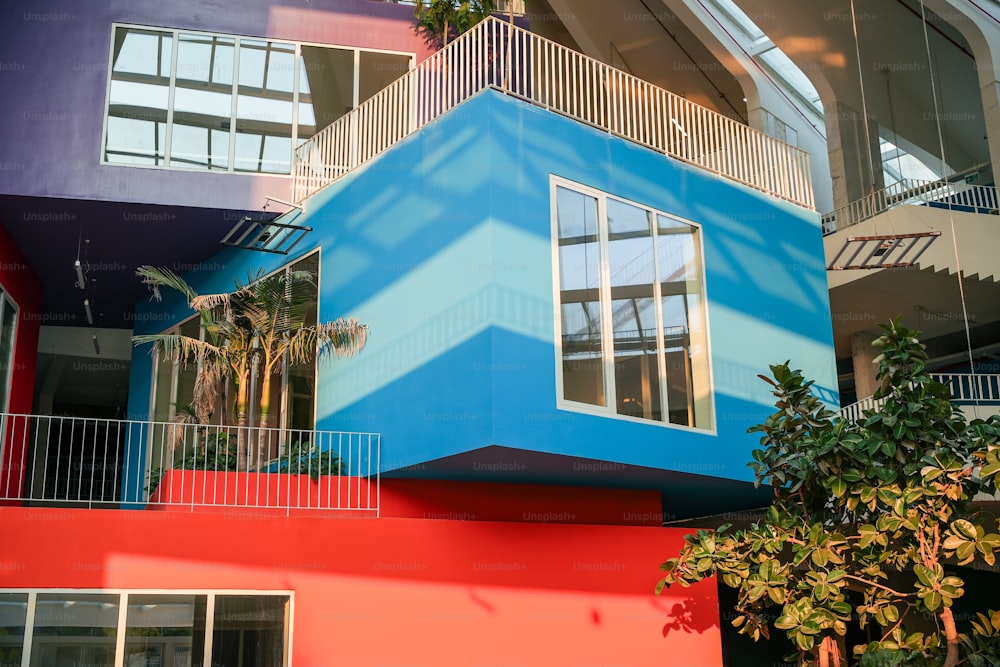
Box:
[842, 575, 912, 599]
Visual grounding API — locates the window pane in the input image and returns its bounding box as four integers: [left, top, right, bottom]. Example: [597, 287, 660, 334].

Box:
[125, 594, 207, 667]
[284, 254, 319, 432]
[30, 593, 119, 667]
[607, 199, 658, 420]
[212, 596, 288, 667]
[235, 40, 295, 173]
[170, 34, 235, 170]
[298, 46, 355, 144]
[358, 51, 411, 104]
[105, 27, 172, 165]
[657, 214, 710, 429]
[556, 187, 605, 407]
[0, 592, 27, 665]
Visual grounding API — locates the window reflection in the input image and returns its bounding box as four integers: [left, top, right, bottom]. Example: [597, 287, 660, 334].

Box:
[103, 26, 413, 173]
[235, 40, 295, 173]
[0, 592, 27, 665]
[105, 28, 172, 165]
[30, 593, 119, 667]
[556, 187, 605, 407]
[554, 183, 713, 429]
[125, 594, 206, 667]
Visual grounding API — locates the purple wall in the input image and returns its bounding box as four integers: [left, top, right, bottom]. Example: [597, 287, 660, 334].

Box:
[0, 0, 430, 211]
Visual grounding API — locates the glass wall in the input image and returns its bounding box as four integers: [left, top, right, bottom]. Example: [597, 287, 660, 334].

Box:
[1, 591, 289, 667]
[104, 25, 413, 174]
[553, 178, 713, 430]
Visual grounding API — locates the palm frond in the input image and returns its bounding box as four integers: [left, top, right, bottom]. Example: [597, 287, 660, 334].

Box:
[136, 265, 197, 303]
[132, 333, 223, 366]
[316, 318, 369, 358]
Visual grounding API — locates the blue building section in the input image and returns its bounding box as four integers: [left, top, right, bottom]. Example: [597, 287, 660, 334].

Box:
[127, 88, 837, 502]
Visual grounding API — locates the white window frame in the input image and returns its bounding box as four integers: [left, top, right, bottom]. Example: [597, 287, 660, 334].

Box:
[0, 588, 293, 667]
[549, 175, 716, 432]
[100, 23, 415, 175]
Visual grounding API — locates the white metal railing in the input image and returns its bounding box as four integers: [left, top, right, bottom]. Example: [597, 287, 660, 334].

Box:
[293, 17, 815, 209]
[0, 413, 380, 513]
[931, 373, 1000, 403]
[838, 373, 1000, 420]
[822, 176, 998, 234]
[376, 0, 527, 14]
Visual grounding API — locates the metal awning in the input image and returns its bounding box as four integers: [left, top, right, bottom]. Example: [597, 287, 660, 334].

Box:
[826, 231, 941, 271]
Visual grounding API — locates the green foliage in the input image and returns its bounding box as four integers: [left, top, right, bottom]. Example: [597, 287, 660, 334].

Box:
[147, 431, 239, 493]
[264, 441, 344, 482]
[414, 0, 496, 47]
[656, 318, 1000, 666]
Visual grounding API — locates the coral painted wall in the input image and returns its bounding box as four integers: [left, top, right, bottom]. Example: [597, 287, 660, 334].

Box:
[0, 506, 722, 666]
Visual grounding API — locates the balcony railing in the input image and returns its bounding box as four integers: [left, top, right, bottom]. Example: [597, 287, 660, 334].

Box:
[0, 413, 380, 514]
[293, 17, 815, 209]
[822, 176, 998, 234]
[838, 373, 1000, 421]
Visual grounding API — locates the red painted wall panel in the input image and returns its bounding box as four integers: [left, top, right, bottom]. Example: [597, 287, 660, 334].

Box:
[380, 478, 665, 525]
[0, 223, 42, 498]
[0, 508, 722, 666]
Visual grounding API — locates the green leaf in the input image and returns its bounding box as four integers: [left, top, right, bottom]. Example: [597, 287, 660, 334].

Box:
[830, 477, 847, 498]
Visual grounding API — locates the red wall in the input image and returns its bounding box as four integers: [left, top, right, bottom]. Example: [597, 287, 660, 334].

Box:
[0, 508, 722, 666]
[0, 223, 42, 498]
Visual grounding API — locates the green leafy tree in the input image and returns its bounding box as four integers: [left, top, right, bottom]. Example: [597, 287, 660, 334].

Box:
[133, 265, 368, 470]
[656, 319, 1000, 666]
[414, 0, 496, 48]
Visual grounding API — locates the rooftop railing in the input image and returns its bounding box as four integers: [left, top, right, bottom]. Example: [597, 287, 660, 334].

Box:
[293, 17, 815, 210]
[838, 373, 1000, 422]
[0, 413, 380, 514]
[822, 176, 998, 234]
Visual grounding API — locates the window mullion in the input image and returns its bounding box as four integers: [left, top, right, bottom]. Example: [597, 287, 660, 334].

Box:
[203, 594, 216, 667]
[164, 31, 179, 165]
[352, 49, 361, 110]
[113, 592, 128, 667]
[20, 591, 36, 667]
[650, 216, 669, 422]
[597, 194, 616, 413]
[228, 37, 241, 172]
[291, 43, 301, 159]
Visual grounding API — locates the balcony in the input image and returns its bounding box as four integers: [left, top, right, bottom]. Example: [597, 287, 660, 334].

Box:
[839, 373, 1000, 422]
[822, 175, 998, 235]
[0, 413, 380, 514]
[292, 16, 814, 209]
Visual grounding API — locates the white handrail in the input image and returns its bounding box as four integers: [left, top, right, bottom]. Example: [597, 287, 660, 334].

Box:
[839, 373, 1000, 420]
[0, 413, 380, 513]
[822, 176, 998, 234]
[293, 17, 815, 210]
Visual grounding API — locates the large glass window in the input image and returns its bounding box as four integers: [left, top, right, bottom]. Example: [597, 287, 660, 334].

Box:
[0, 591, 290, 666]
[0, 592, 28, 665]
[147, 253, 320, 478]
[30, 593, 119, 667]
[552, 179, 713, 429]
[103, 25, 413, 174]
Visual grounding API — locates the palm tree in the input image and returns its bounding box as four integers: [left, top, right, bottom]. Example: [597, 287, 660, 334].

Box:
[414, 0, 496, 48]
[133, 264, 368, 471]
[192, 268, 367, 467]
